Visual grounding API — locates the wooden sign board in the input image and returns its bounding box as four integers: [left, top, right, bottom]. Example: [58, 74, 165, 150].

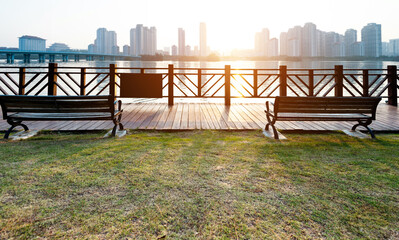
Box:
[120, 73, 163, 98]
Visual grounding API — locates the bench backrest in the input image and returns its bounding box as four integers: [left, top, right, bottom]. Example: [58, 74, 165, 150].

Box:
[0, 95, 114, 118]
[274, 97, 381, 119]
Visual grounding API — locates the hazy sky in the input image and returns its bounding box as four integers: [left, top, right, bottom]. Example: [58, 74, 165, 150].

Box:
[1, 0, 399, 53]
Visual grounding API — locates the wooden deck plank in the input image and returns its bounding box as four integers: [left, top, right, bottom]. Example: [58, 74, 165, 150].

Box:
[203, 103, 221, 129]
[199, 104, 210, 129]
[181, 104, 189, 129]
[194, 103, 202, 129]
[146, 104, 168, 130]
[209, 103, 229, 129]
[239, 104, 266, 129]
[172, 104, 184, 130]
[131, 104, 157, 129]
[138, 104, 162, 129]
[218, 105, 243, 129]
[214, 104, 238, 130]
[162, 105, 178, 130]
[188, 103, 196, 130]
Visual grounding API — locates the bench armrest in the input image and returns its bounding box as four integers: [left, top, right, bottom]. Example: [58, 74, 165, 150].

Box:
[114, 100, 123, 112]
[265, 101, 275, 117]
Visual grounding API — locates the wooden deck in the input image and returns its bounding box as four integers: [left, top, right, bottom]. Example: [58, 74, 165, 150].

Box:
[1, 101, 398, 133]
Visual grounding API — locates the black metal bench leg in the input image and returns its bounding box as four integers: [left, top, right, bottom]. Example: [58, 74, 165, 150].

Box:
[4, 119, 29, 139]
[352, 120, 376, 139]
[118, 114, 124, 130]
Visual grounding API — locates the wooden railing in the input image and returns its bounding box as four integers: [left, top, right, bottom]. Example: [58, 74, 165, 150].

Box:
[0, 63, 398, 106]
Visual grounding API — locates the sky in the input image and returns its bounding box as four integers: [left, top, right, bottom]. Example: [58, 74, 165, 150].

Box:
[1, 0, 399, 54]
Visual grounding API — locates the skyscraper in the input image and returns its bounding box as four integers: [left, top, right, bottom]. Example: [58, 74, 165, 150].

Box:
[287, 26, 302, 57]
[200, 22, 207, 57]
[361, 23, 382, 57]
[92, 28, 118, 55]
[108, 31, 117, 54]
[268, 38, 279, 57]
[178, 28, 185, 56]
[130, 24, 157, 56]
[388, 39, 399, 56]
[302, 22, 317, 57]
[279, 32, 288, 56]
[254, 28, 269, 56]
[344, 29, 357, 57]
[95, 28, 108, 54]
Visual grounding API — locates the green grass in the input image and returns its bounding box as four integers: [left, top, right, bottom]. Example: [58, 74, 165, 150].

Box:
[0, 131, 398, 239]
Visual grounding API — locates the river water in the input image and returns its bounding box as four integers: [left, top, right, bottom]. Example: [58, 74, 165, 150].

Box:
[0, 59, 398, 69]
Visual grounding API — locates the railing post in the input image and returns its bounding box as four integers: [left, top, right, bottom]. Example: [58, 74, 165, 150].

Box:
[140, 68, 145, 74]
[198, 69, 202, 97]
[334, 65, 344, 97]
[80, 68, 86, 96]
[225, 65, 231, 105]
[308, 70, 314, 97]
[19, 67, 25, 95]
[109, 64, 117, 98]
[387, 65, 398, 106]
[362, 70, 369, 97]
[168, 64, 174, 106]
[279, 65, 287, 96]
[48, 63, 58, 95]
[253, 69, 258, 97]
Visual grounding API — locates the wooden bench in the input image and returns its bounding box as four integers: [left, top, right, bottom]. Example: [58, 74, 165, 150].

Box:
[0, 95, 123, 139]
[265, 96, 381, 139]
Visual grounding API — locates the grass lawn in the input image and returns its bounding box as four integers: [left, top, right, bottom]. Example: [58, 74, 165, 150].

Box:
[0, 130, 398, 239]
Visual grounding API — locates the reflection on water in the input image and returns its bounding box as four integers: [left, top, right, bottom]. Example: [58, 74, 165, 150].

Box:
[0, 59, 397, 69]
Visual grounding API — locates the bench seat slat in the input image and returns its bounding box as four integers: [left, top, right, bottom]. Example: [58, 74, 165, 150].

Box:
[0, 95, 110, 101]
[8, 112, 120, 121]
[3, 101, 111, 109]
[277, 108, 374, 114]
[6, 108, 113, 113]
[276, 113, 371, 121]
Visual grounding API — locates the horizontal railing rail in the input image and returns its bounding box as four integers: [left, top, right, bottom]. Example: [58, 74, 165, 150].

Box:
[0, 63, 397, 106]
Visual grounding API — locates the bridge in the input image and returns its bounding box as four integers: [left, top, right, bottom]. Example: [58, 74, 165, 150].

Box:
[0, 50, 140, 63]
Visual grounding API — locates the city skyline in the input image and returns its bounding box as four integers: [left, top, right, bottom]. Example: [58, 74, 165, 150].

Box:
[1, 0, 399, 53]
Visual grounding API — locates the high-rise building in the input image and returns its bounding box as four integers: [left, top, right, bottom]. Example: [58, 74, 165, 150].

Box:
[88, 44, 96, 54]
[287, 26, 302, 57]
[316, 30, 326, 57]
[19, 35, 46, 51]
[178, 28, 185, 56]
[268, 38, 279, 57]
[353, 42, 364, 56]
[200, 22, 207, 56]
[123, 45, 130, 55]
[150, 27, 157, 55]
[280, 32, 288, 56]
[361, 23, 382, 57]
[95, 28, 108, 54]
[108, 31, 117, 54]
[91, 28, 118, 55]
[254, 28, 269, 56]
[171, 45, 178, 56]
[325, 32, 341, 57]
[388, 39, 399, 56]
[344, 29, 357, 57]
[302, 22, 317, 57]
[185, 45, 192, 56]
[130, 24, 157, 56]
